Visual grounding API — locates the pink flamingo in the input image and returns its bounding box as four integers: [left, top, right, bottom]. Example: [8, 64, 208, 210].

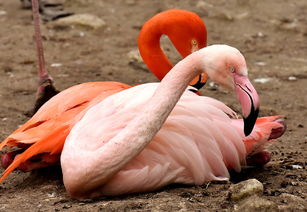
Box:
[61, 45, 286, 199]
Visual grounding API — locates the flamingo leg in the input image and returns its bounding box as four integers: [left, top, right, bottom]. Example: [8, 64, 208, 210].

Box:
[31, 0, 59, 114]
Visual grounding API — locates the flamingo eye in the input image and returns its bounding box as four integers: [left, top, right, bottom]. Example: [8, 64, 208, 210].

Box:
[191, 39, 197, 45]
[229, 67, 235, 73]
[191, 39, 198, 52]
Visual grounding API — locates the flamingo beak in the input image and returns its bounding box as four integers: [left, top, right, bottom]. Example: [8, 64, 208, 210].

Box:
[234, 73, 260, 136]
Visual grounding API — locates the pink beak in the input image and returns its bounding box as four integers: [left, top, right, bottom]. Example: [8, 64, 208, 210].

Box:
[234, 73, 260, 136]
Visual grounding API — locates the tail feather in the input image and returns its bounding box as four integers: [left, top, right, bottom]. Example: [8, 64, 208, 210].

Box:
[0, 119, 49, 151]
[243, 116, 285, 155]
[0, 125, 69, 183]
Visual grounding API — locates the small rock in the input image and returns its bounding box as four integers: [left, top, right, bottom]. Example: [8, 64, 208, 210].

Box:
[47, 192, 56, 198]
[234, 195, 278, 212]
[254, 61, 267, 66]
[6, 72, 14, 78]
[288, 76, 297, 81]
[127, 49, 148, 72]
[257, 32, 264, 37]
[55, 14, 106, 29]
[62, 204, 72, 209]
[51, 63, 62, 67]
[0, 10, 7, 16]
[290, 164, 303, 169]
[79, 31, 85, 37]
[229, 179, 264, 201]
[253, 77, 272, 84]
[208, 81, 218, 90]
[127, 49, 143, 64]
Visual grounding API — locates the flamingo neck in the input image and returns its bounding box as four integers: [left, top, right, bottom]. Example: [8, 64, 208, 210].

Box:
[138, 20, 173, 81]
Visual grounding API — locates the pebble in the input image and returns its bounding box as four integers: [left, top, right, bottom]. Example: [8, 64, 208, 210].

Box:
[288, 76, 297, 81]
[62, 204, 72, 209]
[234, 195, 278, 212]
[253, 77, 272, 84]
[208, 82, 218, 91]
[228, 179, 264, 201]
[6, 72, 14, 78]
[127, 49, 143, 64]
[79, 31, 85, 37]
[51, 63, 63, 68]
[254, 61, 267, 66]
[290, 164, 303, 169]
[0, 10, 7, 16]
[257, 32, 264, 37]
[47, 192, 56, 198]
[55, 14, 106, 29]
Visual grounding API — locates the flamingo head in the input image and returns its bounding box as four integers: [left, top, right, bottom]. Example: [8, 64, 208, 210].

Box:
[200, 45, 260, 136]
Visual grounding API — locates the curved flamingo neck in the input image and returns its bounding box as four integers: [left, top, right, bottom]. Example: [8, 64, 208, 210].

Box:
[138, 18, 173, 81]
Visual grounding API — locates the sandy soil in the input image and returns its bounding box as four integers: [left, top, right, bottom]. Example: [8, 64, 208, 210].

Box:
[0, 0, 306, 211]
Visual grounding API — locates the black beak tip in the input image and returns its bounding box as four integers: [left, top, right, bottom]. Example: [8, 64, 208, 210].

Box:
[243, 108, 259, 136]
[192, 81, 206, 90]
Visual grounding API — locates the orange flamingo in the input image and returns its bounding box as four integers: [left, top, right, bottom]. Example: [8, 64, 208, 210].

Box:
[60, 45, 285, 199]
[0, 9, 208, 181]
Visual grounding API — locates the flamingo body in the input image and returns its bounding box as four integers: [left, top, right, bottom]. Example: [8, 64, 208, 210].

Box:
[62, 83, 283, 198]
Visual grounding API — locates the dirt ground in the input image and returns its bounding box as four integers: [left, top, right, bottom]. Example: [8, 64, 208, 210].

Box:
[0, 0, 306, 211]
